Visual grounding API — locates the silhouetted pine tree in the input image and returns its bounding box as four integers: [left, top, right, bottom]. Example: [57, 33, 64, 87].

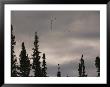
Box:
[95, 56, 100, 77]
[57, 64, 61, 77]
[42, 53, 47, 77]
[32, 32, 42, 77]
[19, 42, 30, 77]
[11, 25, 17, 77]
[78, 54, 87, 77]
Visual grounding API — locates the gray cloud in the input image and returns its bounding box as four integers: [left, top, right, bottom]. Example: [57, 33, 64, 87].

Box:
[11, 11, 100, 77]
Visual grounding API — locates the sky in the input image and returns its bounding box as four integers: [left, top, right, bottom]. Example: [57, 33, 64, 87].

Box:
[11, 11, 100, 77]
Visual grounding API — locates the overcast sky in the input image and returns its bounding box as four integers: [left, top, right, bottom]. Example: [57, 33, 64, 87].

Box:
[11, 11, 100, 77]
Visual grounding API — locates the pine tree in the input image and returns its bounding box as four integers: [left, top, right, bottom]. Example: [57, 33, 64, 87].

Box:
[11, 25, 17, 77]
[78, 54, 87, 77]
[95, 56, 100, 77]
[19, 42, 30, 77]
[57, 64, 61, 77]
[42, 53, 47, 77]
[32, 32, 42, 77]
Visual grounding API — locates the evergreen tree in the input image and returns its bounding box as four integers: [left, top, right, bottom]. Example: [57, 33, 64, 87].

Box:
[57, 64, 61, 77]
[95, 56, 100, 77]
[19, 42, 30, 77]
[78, 54, 87, 77]
[11, 25, 17, 77]
[42, 53, 47, 77]
[32, 32, 42, 77]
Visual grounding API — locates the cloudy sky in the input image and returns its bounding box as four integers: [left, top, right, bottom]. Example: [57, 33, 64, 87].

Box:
[11, 11, 100, 77]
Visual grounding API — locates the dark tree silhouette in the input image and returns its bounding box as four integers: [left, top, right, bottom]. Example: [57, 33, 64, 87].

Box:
[78, 54, 87, 77]
[19, 42, 30, 77]
[95, 56, 100, 77]
[42, 53, 47, 77]
[32, 32, 42, 77]
[11, 25, 17, 77]
[57, 64, 61, 77]
[66, 74, 69, 77]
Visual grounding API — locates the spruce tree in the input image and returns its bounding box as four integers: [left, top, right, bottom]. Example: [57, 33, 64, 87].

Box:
[11, 25, 17, 77]
[32, 32, 42, 77]
[78, 54, 87, 77]
[19, 42, 30, 77]
[95, 56, 100, 77]
[57, 64, 61, 77]
[42, 53, 47, 77]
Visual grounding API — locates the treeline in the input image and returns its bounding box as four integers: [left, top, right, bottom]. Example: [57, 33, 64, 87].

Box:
[11, 25, 100, 77]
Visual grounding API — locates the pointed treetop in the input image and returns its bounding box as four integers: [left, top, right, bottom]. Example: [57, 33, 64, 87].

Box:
[35, 32, 37, 35]
[80, 54, 84, 64]
[57, 64, 61, 77]
[43, 53, 46, 59]
[11, 24, 13, 30]
[96, 56, 100, 59]
[58, 64, 60, 71]
[22, 42, 24, 46]
[43, 53, 45, 57]
[81, 54, 83, 59]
